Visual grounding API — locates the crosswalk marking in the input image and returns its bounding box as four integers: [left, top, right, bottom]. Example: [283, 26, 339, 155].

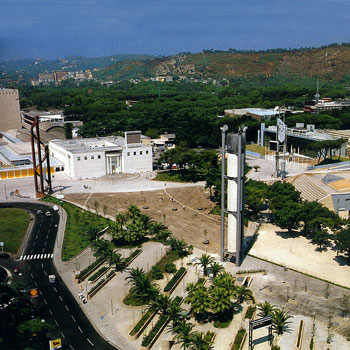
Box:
[18, 253, 53, 261]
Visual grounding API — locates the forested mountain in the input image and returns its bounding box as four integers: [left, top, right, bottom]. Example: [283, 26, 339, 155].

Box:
[94, 44, 350, 82]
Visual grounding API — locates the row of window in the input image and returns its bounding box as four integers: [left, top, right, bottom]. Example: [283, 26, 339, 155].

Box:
[77, 155, 101, 161]
[127, 150, 149, 156]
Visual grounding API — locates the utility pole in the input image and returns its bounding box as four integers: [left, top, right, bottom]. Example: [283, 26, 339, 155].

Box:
[220, 125, 228, 262]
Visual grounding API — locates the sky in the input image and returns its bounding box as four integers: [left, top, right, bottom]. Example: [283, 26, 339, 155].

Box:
[1, 0, 350, 61]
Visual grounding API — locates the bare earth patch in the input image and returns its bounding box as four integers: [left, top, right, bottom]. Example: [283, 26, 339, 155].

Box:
[63, 186, 223, 254]
[250, 223, 350, 288]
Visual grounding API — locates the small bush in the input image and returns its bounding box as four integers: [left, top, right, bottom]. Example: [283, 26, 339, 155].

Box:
[151, 266, 164, 280]
[165, 262, 177, 273]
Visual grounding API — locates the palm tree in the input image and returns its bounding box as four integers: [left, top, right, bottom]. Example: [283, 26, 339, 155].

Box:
[190, 331, 214, 350]
[168, 302, 184, 330]
[151, 294, 172, 316]
[209, 262, 224, 279]
[105, 249, 125, 272]
[167, 237, 193, 258]
[173, 321, 195, 350]
[212, 272, 235, 295]
[127, 204, 141, 223]
[91, 238, 109, 259]
[149, 222, 171, 242]
[196, 254, 215, 276]
[83, 225, 102, 241]
[234, 286, 255, 304]
[185, 285, 210, 321]
[272, 309, 293, 335]
[209, 286, 232, 316]
[257, 301, 276, 317]
[125, 267, 158, 304]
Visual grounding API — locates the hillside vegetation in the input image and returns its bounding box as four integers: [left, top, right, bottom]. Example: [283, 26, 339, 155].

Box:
[94, 44, 350, 81]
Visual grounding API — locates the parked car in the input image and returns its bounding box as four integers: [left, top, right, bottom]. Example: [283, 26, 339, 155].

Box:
[45, 211, 52, 217]
[0, 253, 10, 259]
[53, 205, 59, 211]
[13, 266, 20, 274]
[36, 210, 43, 215]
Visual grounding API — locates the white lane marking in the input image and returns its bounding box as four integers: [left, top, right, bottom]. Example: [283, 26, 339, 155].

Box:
[54, 319, 59, 327]
[40, 254, 44, 259]
[78, 326, 83, 334]
[87, 338, 94, 346]
[59, 295, 63, 301]
[69, 345, 75, 350]
[33, 242, 36, 247]
[41, 263, 44, 268]
[43, 299, 47, 305]
[34, 254, 37, 259]
[71, 315, 76, 322]
[53, 287, 57, 292]
[22, 256, 26, 260]
[19, 256, 23, 260]
[39, 290, 42, 295]
[44, 254, 47, 258]
[44, 271, 47, 276]
[50, 253, 54, 258]
[46, 235, 49, 239]
[49, 309, 53, 315]
[44, 241, 47, 246]
[30, 273, 34, 278]
[28, 265, 31, 271]
[65, 305, 69, 311]
[29, 255, 33, 259]
[35, 235, 38, 240]
[61, 331, 65, 339]
[42, 248, 45, 253]
[35, 281, 38, 287]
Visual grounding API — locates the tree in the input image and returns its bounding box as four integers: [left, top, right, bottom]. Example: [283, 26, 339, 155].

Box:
[273, 201, 302, 233]
[312, 229, 330, 250]
[209, 262, 224, 279]
[212, 272, 236, 295]
[257, 301, 276, 317]
[167, 237, 193, 258]
[335, 226, 350, 264]
[245, 180, 268, 217]
[83, 225, 101, 241]
[91, 238, 109, 259]
[185, 283, 210, 321]
[173, 321, 195, 350]
[190, 331, 214, 350]
[234, 286, 255, 304]
[209, 286, 232, 318]
[268, 181, 301, 211]
[196, 254, 215, 276]
[272, 309, 293, 335]
[64, 122, 73, 139]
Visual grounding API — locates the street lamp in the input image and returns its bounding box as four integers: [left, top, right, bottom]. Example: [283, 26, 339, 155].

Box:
[220, 125, 228, 262]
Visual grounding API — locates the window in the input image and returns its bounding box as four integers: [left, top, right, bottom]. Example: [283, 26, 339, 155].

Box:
[91, 155, 94, 160]
[127, 152, 130, 156]
[140, 151, 143, 155]
[84, 156, 87, 160]
[134, 152, 136, 156]
[146, 150, 149, 154]
[77, 157, 81, 161]
[98, 155, 101, 159]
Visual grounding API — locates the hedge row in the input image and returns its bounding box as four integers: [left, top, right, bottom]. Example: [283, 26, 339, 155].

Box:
[232, 328, 246, 350]
[124, 249, 142, 267]
[244, 305, 256, 319]
[88, 266, 108, 282]
[88, 270, 116, 296]
[164, 267, 186, 293]
[129, 305, 157, 337]
[78, 257, 106, 281]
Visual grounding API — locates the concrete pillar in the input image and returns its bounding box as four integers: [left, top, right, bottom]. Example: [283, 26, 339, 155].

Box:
[227, 153, 238, 253]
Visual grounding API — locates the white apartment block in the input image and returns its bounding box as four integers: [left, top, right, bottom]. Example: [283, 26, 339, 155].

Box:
[49, 131, 152, 180]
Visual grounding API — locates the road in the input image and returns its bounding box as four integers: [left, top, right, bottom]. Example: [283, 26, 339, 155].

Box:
[0, 202, 117, 350]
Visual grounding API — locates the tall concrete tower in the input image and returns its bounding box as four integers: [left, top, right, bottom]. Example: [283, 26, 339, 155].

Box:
[226, 129, 246, 266]
[0, 89, 21, 132]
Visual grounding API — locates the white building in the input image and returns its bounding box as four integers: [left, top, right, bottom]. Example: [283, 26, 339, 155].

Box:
[48, 131, 152, 179]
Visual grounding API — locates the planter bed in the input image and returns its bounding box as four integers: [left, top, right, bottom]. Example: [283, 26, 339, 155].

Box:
[88, 270, 116, 299]
[295, 320, 304, 349]
[128, 305, 157, 341]
[231, 328, 247, 350]
[123, 249, 142, 267]
[77, 257, 106, 283]
[88, 265, 109, 283]
[141, 297, 182, 349]
[244, 305, 256, 320]
[164, 267, 187, 295]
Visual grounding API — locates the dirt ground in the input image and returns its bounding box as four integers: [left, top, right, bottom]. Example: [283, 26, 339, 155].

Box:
[63, 186, 224, 254]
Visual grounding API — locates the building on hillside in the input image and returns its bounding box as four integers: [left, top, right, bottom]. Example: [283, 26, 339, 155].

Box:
[0, 89, 21, 132]
[224, 108, 280, 121]
[304, 98, 350, 113]
[48, 131, 152, 180]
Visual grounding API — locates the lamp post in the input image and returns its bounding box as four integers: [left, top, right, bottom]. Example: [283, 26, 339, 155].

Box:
[220, 125, 228, 262]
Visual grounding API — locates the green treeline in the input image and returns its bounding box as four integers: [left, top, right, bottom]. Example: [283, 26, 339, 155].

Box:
[18, 80, 350, 148]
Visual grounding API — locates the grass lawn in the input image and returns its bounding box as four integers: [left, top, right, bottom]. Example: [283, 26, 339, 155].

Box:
[246, 144, 267, 155]
[42, 196, 111, 261]
[153, 170, 205, 183]
[0, 208, 30, 254]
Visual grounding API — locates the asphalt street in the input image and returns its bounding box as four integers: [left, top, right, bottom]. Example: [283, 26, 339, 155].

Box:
[0, 202, 117, 350]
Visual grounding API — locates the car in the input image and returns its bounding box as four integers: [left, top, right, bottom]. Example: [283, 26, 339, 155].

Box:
[53, 205, 59, 211]
[45, 211, 52, 217]
[36, 210, 43, 215]
[0, 253, 10, 259]
[13, 266, 20, 274]
[49, 275, 56, 283]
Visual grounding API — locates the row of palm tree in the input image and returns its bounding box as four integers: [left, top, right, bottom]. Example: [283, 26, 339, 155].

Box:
[257, 301, 293, 335]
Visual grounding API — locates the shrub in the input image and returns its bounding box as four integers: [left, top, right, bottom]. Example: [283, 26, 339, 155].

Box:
[88, 266, 108, 282]
[232, 328, 246, 350]
[130, 305, 157, 336]
[245, 305, 256, 319]
[151, 266, 164, 280]
[165, 262, 177, 273]
[164, 267, 186, 292]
